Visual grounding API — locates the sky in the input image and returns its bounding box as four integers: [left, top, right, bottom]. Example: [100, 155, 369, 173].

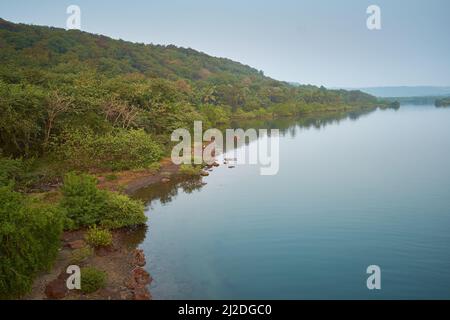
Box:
[1, 0, 449, 88]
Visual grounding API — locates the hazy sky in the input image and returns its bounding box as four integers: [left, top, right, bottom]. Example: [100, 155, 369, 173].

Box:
[1, 0, 449, 87]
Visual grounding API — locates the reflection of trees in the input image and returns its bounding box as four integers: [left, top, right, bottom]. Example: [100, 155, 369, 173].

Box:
[132, 176, 206, 206]
[132, 107, 379, 209]
[230, 107, 377, 138]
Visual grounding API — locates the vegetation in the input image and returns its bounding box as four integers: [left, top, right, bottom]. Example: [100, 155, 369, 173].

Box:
[0, 17, 389, 298]
[53, 129, 163, 171]
[179, 164, 204, 176]
[0, 185, 64, 299]
[0, 18, 384, 163]
[80, 267, 107, 294]
[60, 172, 147, 230]
[85, 227, 113, 248]
[435, 98, 450, 107]
[101, 192, 146, 229]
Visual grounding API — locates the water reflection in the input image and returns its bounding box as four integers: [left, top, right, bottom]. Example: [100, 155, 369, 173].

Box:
[133, 107, 378, 207]
[133, 176, 206, 205]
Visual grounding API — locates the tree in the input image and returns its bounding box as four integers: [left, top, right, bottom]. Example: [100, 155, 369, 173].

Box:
[43, 91, 73, 150]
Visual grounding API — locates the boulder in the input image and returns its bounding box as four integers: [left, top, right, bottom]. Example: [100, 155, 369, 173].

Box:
[133, 249, 146, 267]
[125, 267, 152, 290]
[133, 287, 151, 300]
[45, 279, 68, 300]
[161, 177, 171, 183]
[200, 171, 209, 177]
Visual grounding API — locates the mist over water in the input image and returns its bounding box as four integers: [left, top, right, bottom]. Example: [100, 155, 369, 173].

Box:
[134, 104, 450, 299]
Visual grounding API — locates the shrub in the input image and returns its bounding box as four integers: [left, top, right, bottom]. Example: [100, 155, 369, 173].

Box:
[0, 156, 33, 188]
[85, 226, 113, 247]
[179, 164, 203, 176]
[80, 267, 107, 294]
[70, 246, 94, 264]
[0, 186, 64, 299]
[60, 172, 147, 230]
[55, 129, 163, 171]
[60, 172, 108, 229]
[100, 192, 147, 229]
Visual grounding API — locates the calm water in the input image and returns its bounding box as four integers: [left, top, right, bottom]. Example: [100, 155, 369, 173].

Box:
[134, 104, 450, 299]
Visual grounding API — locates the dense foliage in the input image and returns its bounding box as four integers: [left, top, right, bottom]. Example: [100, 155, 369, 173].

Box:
[53, 128, 163, 171]
[61, 172, 147, 229]
[0, 185, 64, 299]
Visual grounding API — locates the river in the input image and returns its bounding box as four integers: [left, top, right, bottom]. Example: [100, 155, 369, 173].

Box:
[134, 104, 450, 299]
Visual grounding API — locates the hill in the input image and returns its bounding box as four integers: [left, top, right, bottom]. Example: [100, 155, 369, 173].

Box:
[0, 18, 384, 160]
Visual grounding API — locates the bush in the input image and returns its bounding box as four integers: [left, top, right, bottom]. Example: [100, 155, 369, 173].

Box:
[81, 267, 107, 294]
[55, 129, 163, 171]
[0, 156, 33, 188]
[0, 186, 64, 299]
[85, 226, 113, 247]
[101, 192, 147, 229]
[60, 172, 108, 229]
[60, 172, 147, 230]
[179, 164, 203, 176]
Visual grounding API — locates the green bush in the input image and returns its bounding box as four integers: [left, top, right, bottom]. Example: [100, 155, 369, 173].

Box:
[0, 186, 64, 299]
[81, 267, 107, 294]
[60, 172, 147, 230]
[0, 157, 33, 188]
[85, 226, 113, 247]
[55, 129, 163, 171]
[101, 192, 147, 229]
[60, 172, 108, 229]
[179, 164, 203, 176]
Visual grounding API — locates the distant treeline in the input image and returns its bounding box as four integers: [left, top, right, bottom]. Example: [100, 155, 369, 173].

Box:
[435, 98, 450, 107]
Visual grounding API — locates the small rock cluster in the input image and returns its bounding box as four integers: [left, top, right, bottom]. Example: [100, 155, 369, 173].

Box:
[124, 249, 152, 300]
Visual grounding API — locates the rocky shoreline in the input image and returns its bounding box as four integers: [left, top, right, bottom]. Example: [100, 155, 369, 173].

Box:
[25, 155, 216, 300]
[26, 228, 152, 300]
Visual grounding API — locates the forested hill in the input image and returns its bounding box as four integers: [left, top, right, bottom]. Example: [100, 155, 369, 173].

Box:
[0, 18, 382, 159]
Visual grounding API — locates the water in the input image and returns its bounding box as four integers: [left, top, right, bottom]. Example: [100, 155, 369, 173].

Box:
[134, 104, 450, 299]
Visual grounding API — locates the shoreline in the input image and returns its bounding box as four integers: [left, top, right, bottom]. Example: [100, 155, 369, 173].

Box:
[24, 107, 377, 300]
[25, 156, 206, 300]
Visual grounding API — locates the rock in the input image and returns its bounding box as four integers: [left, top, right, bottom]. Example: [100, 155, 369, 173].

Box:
[126, 267, 152, 290]
[133, 249, 146, 267]
[45, 279, 68, 299]
[200, 171, 209, 177]
[120, 290, 133, 300]
[213, 162, 220, 167]
[161, 177, 171, 183]
[133, 287, 151, 300]
[68, 240, 86, 250]
[228, 166, 235, 169]
[132, 267, 152, 286]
